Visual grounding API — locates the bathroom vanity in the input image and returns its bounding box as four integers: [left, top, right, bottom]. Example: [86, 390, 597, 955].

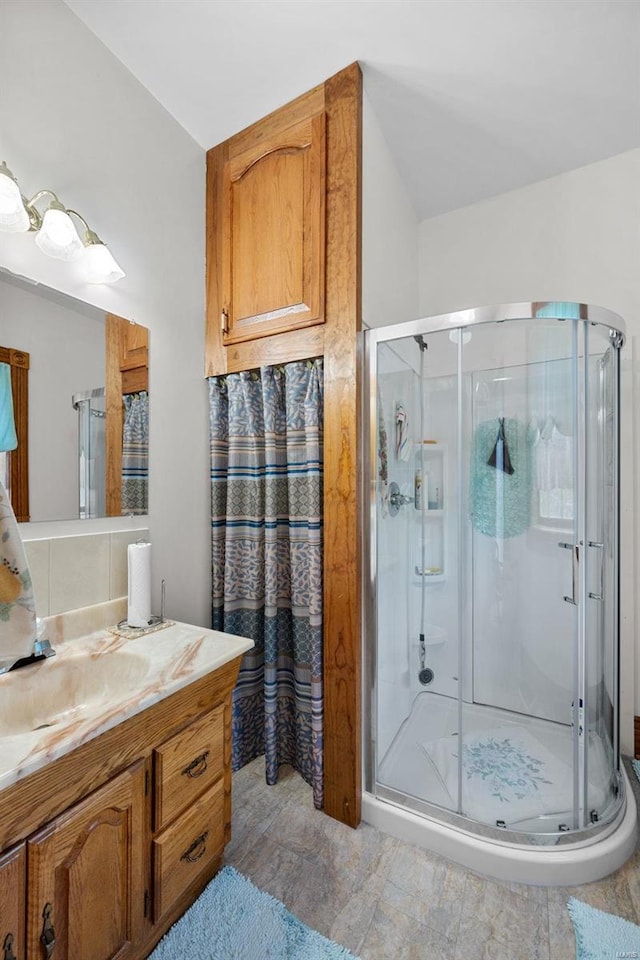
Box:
[0, 615, 253, 960]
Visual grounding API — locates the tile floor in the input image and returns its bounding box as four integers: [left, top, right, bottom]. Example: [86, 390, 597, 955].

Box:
[225, 757, 640, 959]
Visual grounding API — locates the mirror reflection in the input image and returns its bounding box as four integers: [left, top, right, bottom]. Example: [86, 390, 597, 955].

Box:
[0, 269, 149, 522]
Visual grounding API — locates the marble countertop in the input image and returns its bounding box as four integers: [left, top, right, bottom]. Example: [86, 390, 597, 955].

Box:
[0, 620, 253, 792]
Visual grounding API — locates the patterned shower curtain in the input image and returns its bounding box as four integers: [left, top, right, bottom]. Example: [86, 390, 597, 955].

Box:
[209, 360, 324, 808]
[122, 391, 149, 515]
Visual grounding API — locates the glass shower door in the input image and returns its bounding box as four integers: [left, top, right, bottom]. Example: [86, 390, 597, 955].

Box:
[463, 317, 581, 833]
[583, 326, 620, 826]
[72, 388, 106, 519]
[372, 329, 461, 817]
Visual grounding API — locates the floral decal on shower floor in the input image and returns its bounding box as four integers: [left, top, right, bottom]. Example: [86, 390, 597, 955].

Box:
[463, 736, 552, 802]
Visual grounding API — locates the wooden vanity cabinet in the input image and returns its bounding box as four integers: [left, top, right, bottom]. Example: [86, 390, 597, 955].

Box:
[0, 655, 242, 960]
[151, 704, 227, 923]
[0, 843, 26, 960]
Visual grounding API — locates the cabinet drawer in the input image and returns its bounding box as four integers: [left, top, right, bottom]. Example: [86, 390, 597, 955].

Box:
[153, 779, 224, 921]
[154, 705, 224, 830]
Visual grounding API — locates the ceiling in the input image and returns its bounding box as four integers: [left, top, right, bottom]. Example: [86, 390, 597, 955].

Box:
[65, 0, 640, 220]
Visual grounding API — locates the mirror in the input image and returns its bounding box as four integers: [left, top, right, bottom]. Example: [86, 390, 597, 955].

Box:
[0, 269, 149, 522]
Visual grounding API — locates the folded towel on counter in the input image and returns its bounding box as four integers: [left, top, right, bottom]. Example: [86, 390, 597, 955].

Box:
[0, 363, 17, 452]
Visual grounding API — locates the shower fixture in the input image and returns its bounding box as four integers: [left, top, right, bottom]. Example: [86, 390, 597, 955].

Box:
[387, 481, 413, 516]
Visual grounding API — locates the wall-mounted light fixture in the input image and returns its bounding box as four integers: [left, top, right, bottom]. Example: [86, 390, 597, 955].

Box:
[0, 161, 125, 284]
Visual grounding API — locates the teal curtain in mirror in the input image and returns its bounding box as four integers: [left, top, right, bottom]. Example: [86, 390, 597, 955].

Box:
[209, 360, 324, 808]
[122, 391, 149, 515]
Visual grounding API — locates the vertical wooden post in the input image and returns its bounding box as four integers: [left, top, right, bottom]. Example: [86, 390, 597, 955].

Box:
[322, 63, 362, 826]
[105, 315, 126, 516]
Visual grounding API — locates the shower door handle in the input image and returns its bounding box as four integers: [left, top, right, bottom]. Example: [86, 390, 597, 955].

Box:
[588, 540, 604, 601]
[558, 542, 579, 605]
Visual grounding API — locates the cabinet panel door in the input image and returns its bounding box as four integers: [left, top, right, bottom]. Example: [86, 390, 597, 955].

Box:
[221, 112, 326, 344]
[26, 762, 145, 960]
[0, 843, 25, 960]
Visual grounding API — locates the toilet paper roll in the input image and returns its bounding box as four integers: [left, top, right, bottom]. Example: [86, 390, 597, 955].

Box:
[128, 541, 151, 627]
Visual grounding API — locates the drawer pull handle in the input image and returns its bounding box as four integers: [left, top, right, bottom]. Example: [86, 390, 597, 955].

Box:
[182, 751, 210, 779]
[3, 933, 16, 960]
[181, 831, 209, 863]
[40, 902, 56, 958]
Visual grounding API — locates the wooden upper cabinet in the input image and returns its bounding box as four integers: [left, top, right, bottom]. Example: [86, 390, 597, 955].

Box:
[220, 112, 326, 346]
[206, 80, 331, 375]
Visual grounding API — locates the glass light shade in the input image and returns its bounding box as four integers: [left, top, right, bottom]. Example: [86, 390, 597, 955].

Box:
[35, 207, 84, 260]
[84, 241, 125, 284]
[0, 170, 29, 233]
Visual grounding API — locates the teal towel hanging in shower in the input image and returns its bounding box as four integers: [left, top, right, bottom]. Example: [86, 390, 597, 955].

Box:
[0, 362, 18, 452]
[470, 417, 533, 538]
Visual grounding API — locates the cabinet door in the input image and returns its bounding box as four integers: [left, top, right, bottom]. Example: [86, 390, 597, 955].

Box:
[220, 112, 326, 345]
[26, 762, 145, 960]
[0, 843, 25, 960]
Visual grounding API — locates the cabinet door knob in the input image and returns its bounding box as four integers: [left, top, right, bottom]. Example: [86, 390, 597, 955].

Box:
[180, 831, 209, 863]
[182, 750, 209, 779]
[40, 903, 56, 958]
[3, 933, 16, 960]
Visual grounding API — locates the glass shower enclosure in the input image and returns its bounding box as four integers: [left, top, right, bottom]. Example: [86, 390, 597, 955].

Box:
[365, 302, 626, 845]
[72, 387, 106, 519]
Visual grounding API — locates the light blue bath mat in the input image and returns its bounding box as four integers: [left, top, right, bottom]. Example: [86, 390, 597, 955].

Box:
[567, 898, 640, 959]
[148, 865, 359, 960]
[632, 758, 640, 785]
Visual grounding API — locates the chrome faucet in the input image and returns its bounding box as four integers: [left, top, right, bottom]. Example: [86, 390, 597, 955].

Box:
[0, 620, 56, 675]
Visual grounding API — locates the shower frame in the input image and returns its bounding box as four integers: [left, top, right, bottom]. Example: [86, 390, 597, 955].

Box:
[363, 302, 636, 878]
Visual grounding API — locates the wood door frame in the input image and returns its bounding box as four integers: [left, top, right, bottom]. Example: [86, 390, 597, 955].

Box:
[205, 63, 362, 826]
[105, 315, 149, 517]
[0, 345, 30, 522]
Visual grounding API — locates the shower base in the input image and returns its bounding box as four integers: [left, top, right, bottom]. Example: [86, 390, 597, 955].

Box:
[365, 691, 637, 884]
[378, 691, 616, 832]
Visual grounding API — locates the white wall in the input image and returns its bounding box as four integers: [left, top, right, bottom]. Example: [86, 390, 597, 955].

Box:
[0, 0, 208, 624]
[417, 149, 640, 755]
[362, 92, 419, 329]
[1, 276, 105, 521]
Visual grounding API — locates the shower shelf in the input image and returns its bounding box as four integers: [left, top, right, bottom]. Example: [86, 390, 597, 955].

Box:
[414, 443, 447, 579]
[414, 571, 445, 583]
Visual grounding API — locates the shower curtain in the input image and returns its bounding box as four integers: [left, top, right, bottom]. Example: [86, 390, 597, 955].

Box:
[121, 391, 149, 515]
[209, 360, 324, 808]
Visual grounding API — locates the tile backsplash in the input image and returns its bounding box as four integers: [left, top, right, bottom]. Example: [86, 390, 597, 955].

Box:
[23, 529, 149, 617]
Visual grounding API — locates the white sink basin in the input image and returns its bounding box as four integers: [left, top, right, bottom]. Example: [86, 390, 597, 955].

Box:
[0, 621, 254, 791]
[1, 648, 150, 737]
